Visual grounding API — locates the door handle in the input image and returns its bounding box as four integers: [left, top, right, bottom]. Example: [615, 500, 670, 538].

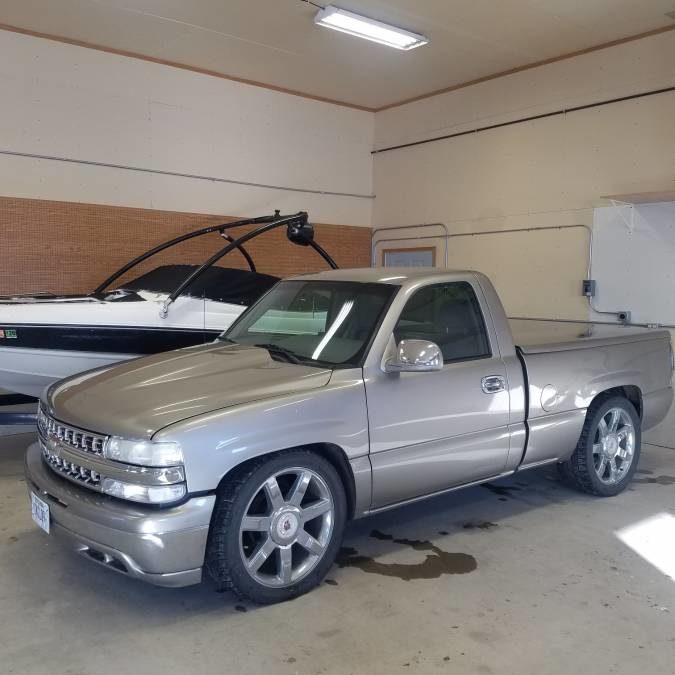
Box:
[481, 375, 506, 394]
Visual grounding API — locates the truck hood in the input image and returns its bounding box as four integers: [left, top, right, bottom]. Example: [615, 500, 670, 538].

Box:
[47, 342, 332, 438]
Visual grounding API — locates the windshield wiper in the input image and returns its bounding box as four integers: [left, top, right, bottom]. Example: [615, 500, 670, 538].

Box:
[254, 343, 303, 364]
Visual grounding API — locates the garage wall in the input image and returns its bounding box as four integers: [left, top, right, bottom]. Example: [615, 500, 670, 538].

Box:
[373, 30, 675, 321]
[0, 29, 374, 227]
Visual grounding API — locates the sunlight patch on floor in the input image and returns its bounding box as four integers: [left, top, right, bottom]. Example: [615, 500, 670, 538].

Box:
[616, 512, 675, 581]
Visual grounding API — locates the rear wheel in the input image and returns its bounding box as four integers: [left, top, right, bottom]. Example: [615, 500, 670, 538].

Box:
[559, 396, 641, 496]
[206, 451, 346, 604]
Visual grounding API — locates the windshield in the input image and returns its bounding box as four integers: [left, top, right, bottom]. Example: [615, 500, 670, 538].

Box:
[222, 280, 396, 367]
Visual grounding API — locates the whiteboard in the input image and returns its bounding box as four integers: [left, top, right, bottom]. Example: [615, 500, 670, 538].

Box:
[592, 203, 675, 325]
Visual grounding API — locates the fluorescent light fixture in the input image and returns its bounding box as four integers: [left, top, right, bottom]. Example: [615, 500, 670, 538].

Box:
[314, 5, 428, 51]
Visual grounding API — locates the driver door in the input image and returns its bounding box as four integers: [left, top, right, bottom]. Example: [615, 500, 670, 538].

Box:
[366, 281, 511, 509]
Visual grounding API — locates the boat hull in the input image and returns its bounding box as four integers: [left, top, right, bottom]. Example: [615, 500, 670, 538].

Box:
[0, 292, 240, 397]
[0, 346, 137, 397]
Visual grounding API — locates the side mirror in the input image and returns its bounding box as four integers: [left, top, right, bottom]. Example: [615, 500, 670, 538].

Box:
[384, 339, 443, 373]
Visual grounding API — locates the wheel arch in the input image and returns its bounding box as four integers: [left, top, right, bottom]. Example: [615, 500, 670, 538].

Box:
[588, 385, 643, 418]
[213, 442, 358, 519]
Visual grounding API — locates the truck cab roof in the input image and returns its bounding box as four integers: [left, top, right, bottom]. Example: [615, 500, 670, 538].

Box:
[291, 267, 475, 285]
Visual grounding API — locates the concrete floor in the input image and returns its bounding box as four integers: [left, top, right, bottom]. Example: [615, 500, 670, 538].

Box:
[1, 432, 674, 675]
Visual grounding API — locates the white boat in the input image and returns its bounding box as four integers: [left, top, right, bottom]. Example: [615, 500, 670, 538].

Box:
[0, 211, 336, 398]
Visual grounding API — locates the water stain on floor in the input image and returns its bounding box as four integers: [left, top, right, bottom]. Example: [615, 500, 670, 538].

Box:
[633, 475, 675, 485]
[336, 530, 477, 580]
[462, 521, 498, 530]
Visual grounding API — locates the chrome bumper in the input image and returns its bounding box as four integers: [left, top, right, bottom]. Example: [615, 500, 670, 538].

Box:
[24, 442, 215, 588]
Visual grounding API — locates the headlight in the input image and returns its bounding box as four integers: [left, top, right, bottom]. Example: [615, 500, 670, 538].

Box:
[100, 478, 186, 504]
[104, 437, 183, 467]
[101, 437, 186, 504]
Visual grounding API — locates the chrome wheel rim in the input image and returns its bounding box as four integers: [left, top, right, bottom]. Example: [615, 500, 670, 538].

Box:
[239, 467, 334, 588]
[592, 407, 636, 485]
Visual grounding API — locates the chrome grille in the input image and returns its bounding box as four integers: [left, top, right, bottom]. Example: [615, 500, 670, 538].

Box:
[37, 406, 107, 456]
[40, 438, 103, 489]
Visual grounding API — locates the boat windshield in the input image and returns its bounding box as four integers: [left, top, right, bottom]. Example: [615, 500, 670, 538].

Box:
[222, 280, 396, 367]
[118, 265, 279, 305]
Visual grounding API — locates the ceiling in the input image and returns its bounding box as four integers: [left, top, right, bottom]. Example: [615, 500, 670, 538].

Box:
[1, 0, 674, 109]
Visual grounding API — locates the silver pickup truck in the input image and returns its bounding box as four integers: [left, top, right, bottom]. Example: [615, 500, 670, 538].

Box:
[25, 268, 673, 603]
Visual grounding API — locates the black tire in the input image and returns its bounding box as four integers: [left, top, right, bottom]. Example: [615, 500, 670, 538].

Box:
[205, 450, 347, 604]
[558, 395, 641, 496]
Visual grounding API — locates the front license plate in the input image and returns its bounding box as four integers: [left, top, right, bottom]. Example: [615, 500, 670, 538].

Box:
[31, 492, 50, 534]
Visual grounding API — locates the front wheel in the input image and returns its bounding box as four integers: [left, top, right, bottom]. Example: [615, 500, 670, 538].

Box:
[206, 450, 346, 604]
[559, 396, 641, 496]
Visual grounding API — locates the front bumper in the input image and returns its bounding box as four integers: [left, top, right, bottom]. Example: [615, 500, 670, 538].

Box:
[25, 442, 215, 587]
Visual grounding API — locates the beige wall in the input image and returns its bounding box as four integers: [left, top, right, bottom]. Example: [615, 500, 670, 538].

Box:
[373, 30, 675, 444]
[373, 30, 675, 318]
[0, 30, 375, 227]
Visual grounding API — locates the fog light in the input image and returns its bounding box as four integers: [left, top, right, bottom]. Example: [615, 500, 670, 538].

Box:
[101, 478, 186, 504]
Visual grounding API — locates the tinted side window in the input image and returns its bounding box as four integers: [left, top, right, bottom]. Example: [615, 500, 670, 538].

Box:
[394, 282, 491, 362]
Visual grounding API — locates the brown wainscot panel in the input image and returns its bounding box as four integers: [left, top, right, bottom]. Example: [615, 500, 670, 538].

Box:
[0, 197, 372, 295]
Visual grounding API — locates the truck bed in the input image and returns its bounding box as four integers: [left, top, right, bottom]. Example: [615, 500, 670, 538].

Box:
[509, 319, 669, 354]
